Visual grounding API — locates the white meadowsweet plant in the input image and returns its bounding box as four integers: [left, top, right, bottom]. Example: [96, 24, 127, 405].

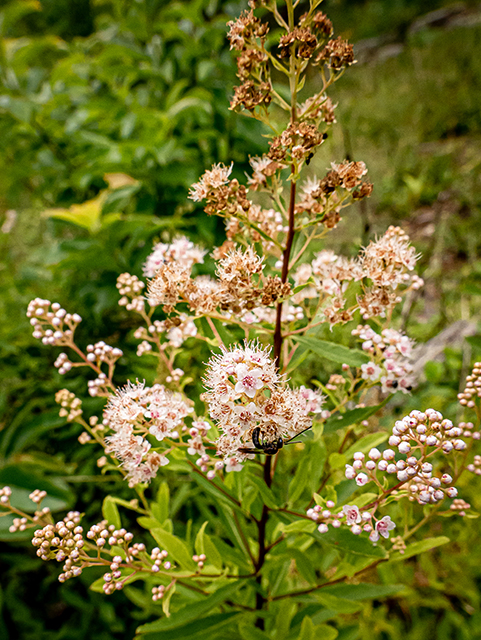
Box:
[4, 1, 481, 636]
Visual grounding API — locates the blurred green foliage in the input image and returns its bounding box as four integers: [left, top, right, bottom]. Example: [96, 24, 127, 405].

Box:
[2, 0, 481, 638]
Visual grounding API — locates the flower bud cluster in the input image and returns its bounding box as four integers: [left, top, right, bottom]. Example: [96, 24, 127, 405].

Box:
[450, 498, 471, 516]
[54, 352, 73, 374]
[117, 273, 145, 313]
[150, 547, 170, 573]
[0, 486, 12, 505]
[458, 362, 481, 408]
[152, 585, 166, 601]
[345, 410, 463, 505]
[55, 389, 83, 422]
[187, 420, 211, 468]
[102, 555, 127, 595]
[352, 325, 416, 394]
[87, 373, 111, 397]
[307, 502, 396, 544]
[32, 511, 84, 582]
[29, 489, 47, 504]
[134, 314, 197, 351]
[193, 553, 206, 570]
[467, 455, 481, 475]
[86, 341, 123, 365]
[27, 299, 82, 346]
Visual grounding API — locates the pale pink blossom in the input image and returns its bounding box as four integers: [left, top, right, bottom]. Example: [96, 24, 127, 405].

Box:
[342, 505, 361, 525]
[234, 363, 264, 398]
[375, 515, 396, 539]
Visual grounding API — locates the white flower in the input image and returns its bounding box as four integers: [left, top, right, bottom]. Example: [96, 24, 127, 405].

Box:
[361, 362, 382, 381]
[342, 505, 361, 525]
[234, 363, 264, 398]
[375, 515, 396, 539]
[355, 473, 369, 486]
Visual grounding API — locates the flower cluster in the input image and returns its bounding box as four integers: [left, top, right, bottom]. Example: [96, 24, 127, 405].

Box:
[117, 273, 145, 313]
[345, 409, 462, 505]
[55, 389, 83, 422]
[27, 299, 82, 346]
[353, 325, 416, 394]
[458, 362, 481, 408]
[134, 314, 197, 353]
[202, 342, 323, 469]
[32, 511, 85, 581]
[307, 502, 396, 544]
[103, 381, 192, 486]
[143, 236, 206, 278]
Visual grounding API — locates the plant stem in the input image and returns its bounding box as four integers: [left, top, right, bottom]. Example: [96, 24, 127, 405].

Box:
[254, 455, 273, 628]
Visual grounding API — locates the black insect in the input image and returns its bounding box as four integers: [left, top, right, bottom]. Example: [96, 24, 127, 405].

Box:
[238, 426, 311, 456]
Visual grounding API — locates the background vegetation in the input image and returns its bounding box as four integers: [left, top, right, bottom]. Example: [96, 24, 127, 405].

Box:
[1, 0, 481, 638]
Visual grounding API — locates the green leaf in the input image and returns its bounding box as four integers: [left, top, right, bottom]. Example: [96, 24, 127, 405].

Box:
[162, 583, 176, 617]
[204, 534, 223, 571]
[138, 517, 164, 530]
[195, 521, 208, 555]
[154, 482, 170, 523]
[239, 622, 270, 640]
[291, 550, 317, 584]
[281, 520, 317, 534]
[297, 616, 315, 640]
[328, 452, 347, 469]
[293, 336, 369, 367]
[315, 593, 363, 614]
[249, 475, 279, 509]
[102, 496, 121, 529]
[343, 432, 388, 458]
[321, 583, 405, 600]
[323, 399, 389, 434]
[311, 625, 338, 640]
[136, 582, 244, 634]
[150, 529, 196, 571]
[388, 536, 450, 562]
[135, 613, 240, 639]
[316, 528, 387, 558]
[466, 335, 481, 350]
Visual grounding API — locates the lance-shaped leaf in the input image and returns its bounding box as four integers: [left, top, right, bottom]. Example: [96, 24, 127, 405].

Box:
[322, 398, 389, 434]
[151, 529, 196, 571]
[136, 582, 244, 634]
[293, 336, 369, 367]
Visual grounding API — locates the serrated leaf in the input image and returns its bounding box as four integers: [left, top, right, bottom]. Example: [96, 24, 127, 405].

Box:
[293, 336, 369, 367]
[388, 536, 450, 562]
[151, 529, 196, 571]
[102, 496, 121, 529]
